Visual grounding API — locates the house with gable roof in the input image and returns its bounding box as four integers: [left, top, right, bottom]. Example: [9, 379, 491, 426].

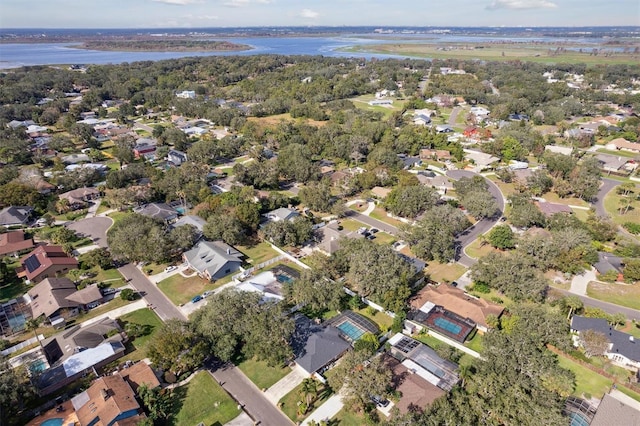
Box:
[182, 240, 244, 281]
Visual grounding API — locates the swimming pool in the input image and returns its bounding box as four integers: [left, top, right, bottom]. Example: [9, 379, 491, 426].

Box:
[275, 273, 293, 284]
[40, 418, 63, 426]
[30, 359, 47, 373]
[433, 317, 462, 335]
[337, 320, 365, 341]
[568, 411, 590, 426]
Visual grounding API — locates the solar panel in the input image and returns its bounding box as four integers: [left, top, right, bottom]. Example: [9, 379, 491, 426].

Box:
[24, 255, 41, 273]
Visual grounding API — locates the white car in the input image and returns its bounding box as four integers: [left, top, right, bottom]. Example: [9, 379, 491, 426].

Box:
[164, 266, 178, 273]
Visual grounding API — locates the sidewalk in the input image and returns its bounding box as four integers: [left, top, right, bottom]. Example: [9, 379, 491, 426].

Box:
[302, 393, 344, 425]
[264, 365, 307, 404]
[80, 299, 147, 327]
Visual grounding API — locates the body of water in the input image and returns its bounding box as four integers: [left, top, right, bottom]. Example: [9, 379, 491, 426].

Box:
[0, 32, 634, 68]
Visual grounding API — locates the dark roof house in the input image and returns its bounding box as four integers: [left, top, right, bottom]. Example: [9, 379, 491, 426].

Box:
[134, 203, 179, 223]
[182, 240, 244, 281]
[0, 206, 34, 227]
[292, 315, 351, 375]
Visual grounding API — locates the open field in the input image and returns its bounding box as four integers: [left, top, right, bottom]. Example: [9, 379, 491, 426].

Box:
[342, 43, 640, 65]
[587, 281, 640, 311]
[237, 357, 291, 390]
[170, 371, 240, 426]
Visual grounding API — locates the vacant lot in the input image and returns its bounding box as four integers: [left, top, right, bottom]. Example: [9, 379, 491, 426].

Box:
[118, 308, 163, 362]
[157, 273, 225, 306]
[170, 371, 240, 426]
[237, 357, 290, 390]
[587, 281, 640, 310]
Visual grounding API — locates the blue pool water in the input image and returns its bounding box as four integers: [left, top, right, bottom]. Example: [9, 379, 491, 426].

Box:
[275, 274, 293, 284]
[41, 418, 63, 426]
[568, 412, 590, 426]
[30, 359, 47, 373]
[175, 207, 186, 214]
[433, 317, 462, 336]
[337, 321, 365, 341]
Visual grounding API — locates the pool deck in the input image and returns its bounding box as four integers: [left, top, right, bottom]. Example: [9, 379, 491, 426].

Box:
[26, 400, 78, 426]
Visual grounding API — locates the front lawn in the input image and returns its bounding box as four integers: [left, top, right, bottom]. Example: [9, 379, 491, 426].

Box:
[157, 273, 223, 306]
[278, 380, 333, 422]
[333, 408, 365, 425]
[604, 188, 640, 226]
[424, 261, 466, 283]
[170, 371, 240, 426]
[556, 354, 612, 399]
[236, 357, 291, 390]
[118, 308, 163, 362]
[368, 208, 405, 228]
[238, 241, 280, 265]
[464, 239, 498, 259]
[587, 281, 640, 311]
[371, 231, 396, 246]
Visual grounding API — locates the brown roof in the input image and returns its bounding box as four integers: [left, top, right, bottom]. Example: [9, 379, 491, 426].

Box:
[371, 186, 392, 199]
[535, 201, 572, 217]
[66, 285, 103, 305]
[120, 362, 160, 392]
[410, 284, 504, 329]
[28, 277, 78, 319]
[0, 230, 35, 256]
[59, 187, 100, 205]
[75, 375, 141, 426]
[19, 245, 79, 281]
[384, 356, 445, 414]
[609, 137, 640, 151]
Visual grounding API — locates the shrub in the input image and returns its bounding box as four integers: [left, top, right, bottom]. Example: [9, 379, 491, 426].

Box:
[120, 288, 136, 301]
[623, 222, 640, 235]
[471, 282, 491, 293]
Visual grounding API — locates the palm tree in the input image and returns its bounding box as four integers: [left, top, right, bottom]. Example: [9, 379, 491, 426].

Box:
[301, 378, 318, 406]
[564, 296, 584, 320]
[458, 364, 472, 388]
[24, 318, 42, 348]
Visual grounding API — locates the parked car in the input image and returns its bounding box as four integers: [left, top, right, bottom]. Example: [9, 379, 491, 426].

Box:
[369, 228, 379, 233]
[371, 395, 390, 408]
[87, 302, 101, 309]
[202, 290, 213, 298]
[101, 287, 117, 295]
[164, 265, 178, 273]
[191, 295, 203, 303]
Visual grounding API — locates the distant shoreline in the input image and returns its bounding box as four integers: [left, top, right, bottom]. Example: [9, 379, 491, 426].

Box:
[71, 40, 252, 53]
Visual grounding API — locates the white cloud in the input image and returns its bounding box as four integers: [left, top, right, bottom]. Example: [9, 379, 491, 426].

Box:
[299, 8, 319, 19]
[151, 0, 202, 5]
[487, 0, 557, 9]
[223, 0, 250, 7]
[256, 0, 273, 3]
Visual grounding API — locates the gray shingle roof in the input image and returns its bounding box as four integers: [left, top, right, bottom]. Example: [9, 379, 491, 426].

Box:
[134, 203, 178, 222]
[591, 393, 640, 426]
[0, 206, 33, 226]
[292, 315, 350, 374]
[183, 240, 243, 278]
[571, 316, 640, 362]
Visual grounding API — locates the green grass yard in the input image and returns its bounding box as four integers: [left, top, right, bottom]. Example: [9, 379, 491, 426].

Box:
[118, 308, 163, 361]
[157, 273, 225, 306]
[587, 281, 640, 311]
[355, 306, 394, 332]
[238, 241, 280, 265]
[424, 261, 466, 283]
[278, 381, 332, 422]
[170, 371, 240, 426]
[557, 354, 612, 399]
[604, 189, 640, 226]
[237, 357, 291, 390]
[333, 408, 364, 425]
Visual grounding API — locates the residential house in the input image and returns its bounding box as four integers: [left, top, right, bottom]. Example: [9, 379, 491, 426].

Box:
[236, 270, 286, 302]
[58, 187, 100, 210]
[590, 391, 640, 426]
[605, 138, 640, 153]
[18, 245, 79, 283]
[7, 119, 35, 129]
[463, 149, 499, 171]
[133, 138, 157, 160]
[263, 207, 299, 224]
[595, 153, 631, 174]
[0, 230, 35, 257]
[382, 355, 445, 414]
[133, 203, 179, 223]
[388, 333, 460, 391]
[183, 240, 244, 281]
[176, 90, 196, 99]
[409, 284, 504, 334]
[417, 175, 453, 194]
[167, 149, 188, 166]
[470, 106, 490, 121]
[371, 186, 392, 199]
[38, 341, 126, 395]
[435, 124, 454, 133]
[0, 206, 34, 227]
[420, 149, 452, 161]
[291, 315, 351, 376]
[571, 315, 640, 371]
[463, 126, 492, 141]
[62, 154, 91, 164]
[508, 113, 529, 121]
[172, 215, 206, 237]
[27, 278, 101, 322]
[398, 155, 422, 170]
[594, 252, 624, 280]
[368, 99, 393, 106]
[315, 222, 364, 256]
[535, 201, 573, 218]
[545, 145, 574, 156]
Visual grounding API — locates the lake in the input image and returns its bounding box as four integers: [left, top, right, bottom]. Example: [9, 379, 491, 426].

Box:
[0, 33, 628, 68]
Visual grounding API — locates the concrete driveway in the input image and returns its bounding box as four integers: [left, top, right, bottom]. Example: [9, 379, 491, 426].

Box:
[66, 216, 113, 248]
[264, 365, 307, 404]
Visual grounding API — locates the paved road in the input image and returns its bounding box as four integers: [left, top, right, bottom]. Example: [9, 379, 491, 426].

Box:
[133, 121, 154, 133]
[592, 178, 620, 218]
[66, 216, 113, 248]
[447, 170, 505, 267]
[209, 363, 295, 426]
[345, 209, 399, 235]
[556, 289, 640, 321]
[448, 106, 462, 126]
[117, 263, 186, 322]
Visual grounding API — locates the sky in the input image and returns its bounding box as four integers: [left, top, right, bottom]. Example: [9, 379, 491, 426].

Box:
[1, 0, 639, 29]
